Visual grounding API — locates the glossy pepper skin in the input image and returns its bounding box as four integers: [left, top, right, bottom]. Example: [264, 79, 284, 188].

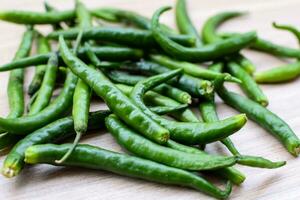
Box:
[106, 114, 237, 171]
[130, 70, 247, 144]
[105, 70, 192, 104]
[24, 143, 232, 199]
[7, 26, 35, 119]
[201, 11, 255, 74]
[121, 60, 214, 99]
[226, 61, 268, 107]
[151, 6, 257, 62]
[47, 27, 195, 47]
[59, 36, 169, 144]
[0, 10, 75, 24]
[150, 54, 241, 83]
[216, 83, 300, 156]
[116, 84, 199, 122]
[175, 0, 203, 47]
[92, 8, 175, 34]
[255, 61, 300, 83]
[0, 26, 35, 148]
[57, 0, 94, 164]
[221, 32, 300, 59]
[28, 53, 58, 115]
[0, 46, 143, 72]
[1, 110, 110, 178]
[0, 71, 78, 134]
[28, 36, 51, 96]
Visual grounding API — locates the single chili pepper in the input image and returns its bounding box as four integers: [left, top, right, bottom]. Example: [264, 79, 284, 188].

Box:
[226, 61, 268, 106]
[116, 84, 200, 122]
[1, 110, 110, 178]
[175, 0, 202, 47]
[150, 54, 241, 83]
[0, 71, 77, 134]
[234, 54, 256, 75]
[56, 0, 93, 164]
[201, 11, 255, 75]
[105, 70, 192, 104]
[59, 36, 169, 144]
[0, 9, 75, 24]
[0, 26, 35, 148]
[106, 114, 237, 171]
[92, 8, 176, 34]
[149, 104, 188, 115]
[236, 155, 285, 169]
[7, 26, 35, 119]
[28, 36, 51, 96]
[28, 53, 58, 115]
[47, 27, 195, 47]
[220, 32, 300, 59]
[272, 22, 300, 45]
[119, 60, 214, 99]
[130, 69, 247, 144]
[24, 143, 232, 199]
[254, 61, 300, 83]
[84, 42, 101, 67]
[216, 80, 300, 156]
[151, 6, 257, 62]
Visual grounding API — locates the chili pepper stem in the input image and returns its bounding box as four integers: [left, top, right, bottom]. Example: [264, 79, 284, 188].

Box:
[55, 131, 83, 164]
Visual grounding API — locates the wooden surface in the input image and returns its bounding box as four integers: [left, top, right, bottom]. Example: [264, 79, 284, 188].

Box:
[0, 0, 300, 199]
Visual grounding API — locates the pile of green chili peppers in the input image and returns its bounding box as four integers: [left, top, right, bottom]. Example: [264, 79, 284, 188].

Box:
[0, 0, 299, 199]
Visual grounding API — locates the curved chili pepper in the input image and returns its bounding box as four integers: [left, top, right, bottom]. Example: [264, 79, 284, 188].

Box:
[151, 6, 257, 62]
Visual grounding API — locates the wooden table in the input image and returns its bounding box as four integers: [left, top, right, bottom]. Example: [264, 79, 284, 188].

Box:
[0, 0, 300, 199]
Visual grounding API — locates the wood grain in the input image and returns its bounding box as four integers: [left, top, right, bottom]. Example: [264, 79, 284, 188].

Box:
[0, 0, 300, 199]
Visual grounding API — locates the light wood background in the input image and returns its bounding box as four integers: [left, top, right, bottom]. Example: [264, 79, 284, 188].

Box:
[0, 0, 300, 199]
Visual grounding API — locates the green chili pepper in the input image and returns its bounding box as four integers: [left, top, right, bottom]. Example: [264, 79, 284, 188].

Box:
[105, 70, 191, 104]
[226, 61, 268, 106]
[150, 54, 241, 83]
[24, 143, 232, 199]
[59, 36, 169, 144]
[254, 61, 300, 83]
[28, 53, 58, 115]
[84, 43, 101, 67]
[272, 22, 300, 45]
[216, 81, 300, 156]
[199, 61, 241, 155]
[175, 0, 202, 46]
[149, 104, 188, 115]
[116, 84, 199, 122]
[201, 11, 255, 74]
[130, 69, 247, 144]
[119, 60, 214, 98]
[151, 6, 257, 62]
[106, 114, 237, 170]
[47, 27, 195, 47]
[56, 0, 94, 164]
[1, 110, 110, 178]
[0, 9, 75, 24]
[0, 46, 143, 72]
[0, 71, 77, 134]
[92, 8, 176, 34]
[0, 26, 35, 149]
[221, 32, 300, 59]
[28, 36, 51, 96]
